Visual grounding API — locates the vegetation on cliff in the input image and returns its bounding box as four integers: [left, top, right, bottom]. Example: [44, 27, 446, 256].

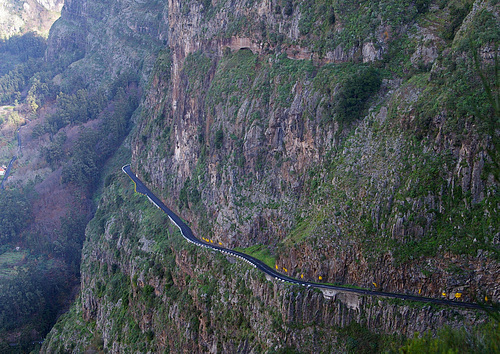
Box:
[0, 0, 498, 352]
[42, 161, 496, 352]
[0, 12, 144, 351]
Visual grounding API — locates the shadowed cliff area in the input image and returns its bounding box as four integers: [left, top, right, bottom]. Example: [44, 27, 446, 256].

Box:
[0, 0, 499, 353]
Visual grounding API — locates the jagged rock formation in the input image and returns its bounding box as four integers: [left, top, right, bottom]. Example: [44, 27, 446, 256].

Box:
[0, 0, 63, 38]
[41, 0, 499, 352]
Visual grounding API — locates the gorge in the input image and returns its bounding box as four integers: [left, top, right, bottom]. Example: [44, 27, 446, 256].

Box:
[0, 0, 498, 352]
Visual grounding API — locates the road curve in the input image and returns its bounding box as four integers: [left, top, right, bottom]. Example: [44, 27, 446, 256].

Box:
[0, 156, 17, 190]
[0, 124, 23, 191]
[122, 164, 490, 311]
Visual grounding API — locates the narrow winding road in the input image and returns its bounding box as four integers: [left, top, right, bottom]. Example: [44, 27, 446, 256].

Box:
[0, 156, 16, 190]
[123, 164, 490, 311]
[0, 125, 22, 190]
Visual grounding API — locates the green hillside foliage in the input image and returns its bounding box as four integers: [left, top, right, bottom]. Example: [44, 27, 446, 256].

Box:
[0, 258, 71, 351]
[0, 17, 142, 350]
[0, 32, 46, 63]
[0, 190, 30, 244]
[0, 33, 49, 106]
[401, 320, 500, 353]
[335, 67, 382, 124]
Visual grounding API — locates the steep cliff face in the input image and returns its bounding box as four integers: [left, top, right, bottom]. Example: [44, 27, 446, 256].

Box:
[42, 0, 499, 352]
[46, 0, 168, 89]
[0, 0, 63, 38]
[42, 167, 487, 352]
[134, 0, 500, 302]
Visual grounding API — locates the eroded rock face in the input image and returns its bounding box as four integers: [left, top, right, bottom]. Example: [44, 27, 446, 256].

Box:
[0, 0, 63, 38]
[46, 0, 168, 87]
[131, 0, 499, 303]
[40, 0, 499, 352]
[362, 42, 382, 62]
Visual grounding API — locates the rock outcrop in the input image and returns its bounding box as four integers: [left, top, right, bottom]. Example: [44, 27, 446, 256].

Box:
[41, 0, 500, 352]
[0, 0, 63, 38]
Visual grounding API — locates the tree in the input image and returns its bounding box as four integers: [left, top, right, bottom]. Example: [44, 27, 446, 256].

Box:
[215, 128, 224, 149]
[335, 66, 382, 124]
[0, 190, 31, 244]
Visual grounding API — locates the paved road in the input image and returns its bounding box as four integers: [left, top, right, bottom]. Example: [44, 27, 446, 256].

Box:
[0, 124, 23, 191]
[122, 164, 490, 311]
[0, 156, 16, 190]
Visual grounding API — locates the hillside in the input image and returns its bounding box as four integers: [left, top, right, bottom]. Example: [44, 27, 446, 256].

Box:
[0, 0, 498, 352]
[0, 0, 63, 39]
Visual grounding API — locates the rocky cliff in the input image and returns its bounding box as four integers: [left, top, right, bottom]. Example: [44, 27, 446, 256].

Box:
[46, 0, 168, 88]
[134, 0, 500, 301]
[0, 0, 63, 38]
[42, 0, 499, 352]
[42, 167, 489, 352]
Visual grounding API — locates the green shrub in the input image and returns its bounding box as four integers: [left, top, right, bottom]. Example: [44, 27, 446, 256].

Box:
[401, 322, 500, 353]
[441, 2, 473, 40]
[143, 284, 155, 297]
[335, 67, 381, 124]
[215, 128, 224, 149]
[283, 0, 293, 16]
[415, 0, 431, 14]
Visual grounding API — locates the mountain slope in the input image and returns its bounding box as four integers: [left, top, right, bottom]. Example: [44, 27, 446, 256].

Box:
[0, 0, 63, 38]
[40, 0, 499, 352]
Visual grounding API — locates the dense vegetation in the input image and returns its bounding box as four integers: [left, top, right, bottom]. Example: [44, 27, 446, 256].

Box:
[0, 26, 141, 351]
[335, 67, 382, 124]
[401, 306, 500, 352]
[0, 32, 50, 107]
[0, 255, 71, 352]
[2, 0, 500, 351]
[0, 185, 81, 350]
[0, 32, 46, 76]
[0, 190, 30, 244]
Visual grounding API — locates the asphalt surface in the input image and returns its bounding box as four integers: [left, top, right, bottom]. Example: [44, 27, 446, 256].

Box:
[0, 156, 16, 190]
[1, 125, 22, 191]
[123, 164, 490, 311]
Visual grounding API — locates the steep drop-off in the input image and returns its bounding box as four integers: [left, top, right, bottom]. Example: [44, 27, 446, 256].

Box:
[0, 0, 63, 38]
[134, 0, 500, 301]
[43, 0, 499, 352]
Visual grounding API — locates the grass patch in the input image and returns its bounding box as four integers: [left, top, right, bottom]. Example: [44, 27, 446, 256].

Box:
[282, 213, 326, 247]
[0, 251, 27, 279]
[235, 244, 276, 269]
